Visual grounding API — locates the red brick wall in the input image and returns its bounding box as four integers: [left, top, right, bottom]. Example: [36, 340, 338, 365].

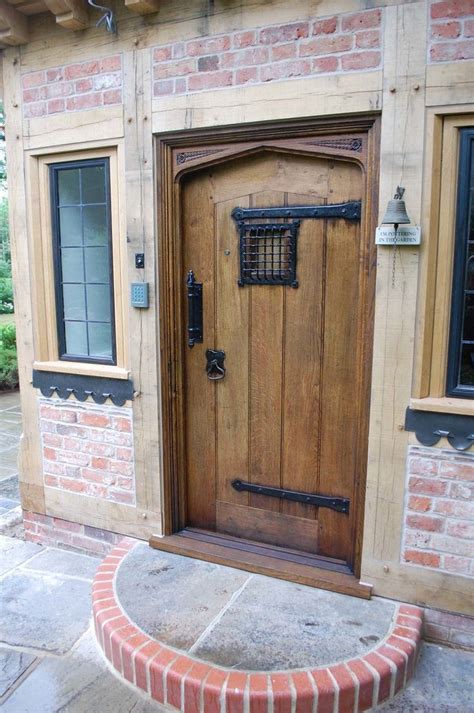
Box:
[429, 0, 474, 62]
[424, 607, 474, 650]
[22, 55, 122, 119]
[23, 510, 131, 556]
[152, 9, 383, 97]
[39, 398, 135, 506]
[402, 446, 474, 577]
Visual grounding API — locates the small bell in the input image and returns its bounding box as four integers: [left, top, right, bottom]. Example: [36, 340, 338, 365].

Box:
[381, 186, 411, 228]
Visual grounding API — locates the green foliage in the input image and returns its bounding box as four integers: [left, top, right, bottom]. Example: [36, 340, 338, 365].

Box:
[0, 322, 18, 390]
[0, 255, 13, 313]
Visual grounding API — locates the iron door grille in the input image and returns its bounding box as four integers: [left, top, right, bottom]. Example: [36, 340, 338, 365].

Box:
[238, 221, 299, 287]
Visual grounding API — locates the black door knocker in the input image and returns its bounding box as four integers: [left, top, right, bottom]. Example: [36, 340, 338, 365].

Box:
[206, 349, 226, 381]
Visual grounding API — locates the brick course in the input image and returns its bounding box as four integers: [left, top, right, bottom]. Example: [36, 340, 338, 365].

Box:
[424, 607, 474, 651]
[429, 1, 474, 62]
[402, 446, 474, 577]
[151, 10, 383, 97]
[39, 397, 136, 505]
[23, 510, 130, 556]
[22, 55, 122, 118]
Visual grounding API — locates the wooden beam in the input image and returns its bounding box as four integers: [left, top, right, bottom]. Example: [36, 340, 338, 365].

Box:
[44, 0, 89, 31]
[125, 0, 160, 16]
[0, 0, 28, 46]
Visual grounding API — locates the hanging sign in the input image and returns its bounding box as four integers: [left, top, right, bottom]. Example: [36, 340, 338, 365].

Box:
[375, 226, 421, 245]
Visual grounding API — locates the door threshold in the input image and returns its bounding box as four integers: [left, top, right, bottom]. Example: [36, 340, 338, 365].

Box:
[149, 529, 372, 599]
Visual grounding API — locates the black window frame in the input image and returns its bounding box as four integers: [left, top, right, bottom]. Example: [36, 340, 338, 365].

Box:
[50, 157, 117, 366]
[446, 127, 474, 398]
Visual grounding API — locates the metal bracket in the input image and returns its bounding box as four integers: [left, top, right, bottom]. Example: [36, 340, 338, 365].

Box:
[231, 479, 350, 514]
[405, 408, 474, 451]
[32, 370, 135, 406]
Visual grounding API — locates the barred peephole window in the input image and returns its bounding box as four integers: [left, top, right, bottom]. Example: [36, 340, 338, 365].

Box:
[238, 222, 299, 288]
[50, 158, 116, 364]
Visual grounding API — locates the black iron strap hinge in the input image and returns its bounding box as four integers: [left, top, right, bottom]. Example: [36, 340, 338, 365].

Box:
[232, 479, 350, 514]
[231, 201, 361, 222]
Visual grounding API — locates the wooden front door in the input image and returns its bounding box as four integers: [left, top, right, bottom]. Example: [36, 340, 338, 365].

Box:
[181, 148, 370, 572]
[154, 123, 378, 591]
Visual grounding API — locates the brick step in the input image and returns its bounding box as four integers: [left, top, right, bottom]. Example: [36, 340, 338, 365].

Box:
[92, 540, 423, 713]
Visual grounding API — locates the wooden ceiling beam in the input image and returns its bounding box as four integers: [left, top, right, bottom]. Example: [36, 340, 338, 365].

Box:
[44, 0, 89, 31]
[0, 0, 29, 46]
[125, 0, 160, 16]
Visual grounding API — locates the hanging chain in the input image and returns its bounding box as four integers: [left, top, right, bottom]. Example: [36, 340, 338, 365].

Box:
[391, 225, 399, 288]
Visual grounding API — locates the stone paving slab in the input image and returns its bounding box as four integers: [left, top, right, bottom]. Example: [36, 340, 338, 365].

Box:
[0, 571, 92, 654]
[0, 649, 36, 698]
[380, 642, 474, 711]
[116, 546, 250, 650]
[116, 544, 396, 670]
[192, 574, 395, 669]
[1, 630, 168, 712]
[22, 547, 100, 580]
[0, 535, 42, 575]
[0, 392, 21, 409]
[0, 476, 19, 500]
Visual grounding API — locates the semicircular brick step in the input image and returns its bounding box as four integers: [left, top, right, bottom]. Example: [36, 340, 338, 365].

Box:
[92, 540, 423, 713]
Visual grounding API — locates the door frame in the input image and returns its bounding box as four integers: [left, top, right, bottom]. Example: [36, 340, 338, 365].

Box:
[156, 114, 381, 582]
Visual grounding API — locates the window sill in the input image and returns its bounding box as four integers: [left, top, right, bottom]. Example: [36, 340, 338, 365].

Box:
[409, 397, 473, 418]
[33, 360, 130, 381]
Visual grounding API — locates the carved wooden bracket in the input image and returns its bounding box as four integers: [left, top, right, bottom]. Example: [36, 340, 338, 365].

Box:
[125, 0, 160, 15]
[0, 0, 28, 46]
[44, 0, 89, 31]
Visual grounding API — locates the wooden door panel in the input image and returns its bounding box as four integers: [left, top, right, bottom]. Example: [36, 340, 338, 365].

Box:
[183, 172, 216, 529]
[216, 500, 319, 552]
[216, 196, 250, 507]
[182, 149, 367, 566]
[248, 190, 285, 511]
[317, 161, 363, 561]
[280, 191, 326, 520]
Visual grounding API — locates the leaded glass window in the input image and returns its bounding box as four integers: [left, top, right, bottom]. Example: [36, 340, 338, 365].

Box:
[447, 128, 474, 397]
[50, 159, 116, 364]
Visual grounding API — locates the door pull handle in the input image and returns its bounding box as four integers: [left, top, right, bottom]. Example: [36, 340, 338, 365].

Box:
[206, 349, 226, 380]
[186, 270, 203, 348]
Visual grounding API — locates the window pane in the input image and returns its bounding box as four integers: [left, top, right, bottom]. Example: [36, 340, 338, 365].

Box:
[83, 205, 108, 245]
[463, 294, 474, 341]
[59, 207, 82, 246]
[52, 158, 114, 363]
[467, 250, 474, 291]
[460, 343, 474, 386]
[61, 247, 85, 283]
[58, 169, 80, 205]
[82, 165, 106, 204]
[63, 284, 86, 320]
[64, 321, 88, 356]
[448, 130, 474, 395]
[86, 284, 111, 322]
[88, 322, 112, 358]
[85, 247, 109, 283]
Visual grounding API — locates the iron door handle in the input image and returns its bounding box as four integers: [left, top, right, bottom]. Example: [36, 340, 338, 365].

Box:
[206, 349, 226, 380]
[186, 271, 203, 348]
